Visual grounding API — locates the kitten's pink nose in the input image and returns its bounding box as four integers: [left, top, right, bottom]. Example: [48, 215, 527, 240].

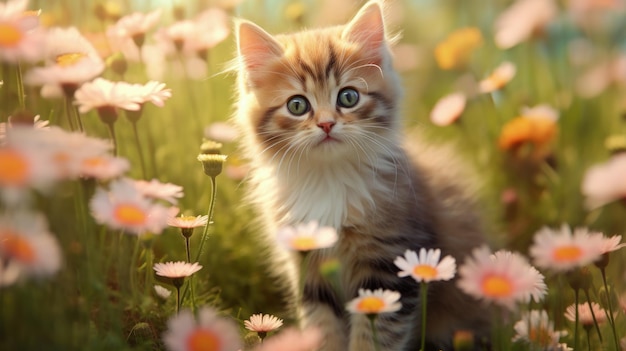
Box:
[317, 121, 335, 134]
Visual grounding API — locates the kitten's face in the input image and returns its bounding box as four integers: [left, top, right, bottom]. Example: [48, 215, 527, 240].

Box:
[235, 1, 401, 164]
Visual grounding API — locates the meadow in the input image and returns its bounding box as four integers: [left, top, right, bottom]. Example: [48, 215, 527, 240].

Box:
[1, 0, 625, 350]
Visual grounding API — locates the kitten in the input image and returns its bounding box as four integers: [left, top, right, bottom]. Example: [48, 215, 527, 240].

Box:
[233, 1, 491, 350]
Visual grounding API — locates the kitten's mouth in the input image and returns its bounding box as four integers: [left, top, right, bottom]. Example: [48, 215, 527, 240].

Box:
[318, 135, 340, 145]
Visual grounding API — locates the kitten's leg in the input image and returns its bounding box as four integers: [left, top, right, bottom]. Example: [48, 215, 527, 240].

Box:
[302, 302, 348, 351]
[348, 307, 418, 351]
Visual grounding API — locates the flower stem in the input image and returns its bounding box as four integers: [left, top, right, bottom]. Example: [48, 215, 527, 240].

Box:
[105, 121, 118, 156]
[420, 281, 428, 351]
[64, 95, 77, 131]
[574, 289, 580, 351]
[175, 286, 181, 315]
[368, 315, 380, 351]
[129, 238, 140, 300]
[195, 176, 217, 262]
[144, 248, 153, 296]
[131, 120, 148, 179]
[15, 62, 25, 110]
[583, 289, 603, 343]
[185, 237, 191, 263]
[600, 268, 620, 351]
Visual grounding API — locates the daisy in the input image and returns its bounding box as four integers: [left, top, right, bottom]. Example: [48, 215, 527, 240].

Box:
[163, 307, 242, 351]
[498, 115, 557, 158]
[0, 210, 62, 284]
[133, 179, 184, 205]
[521, 104, 560, 122]
[168, 215, 208, 230]
[106, 9, 162, 61]
[79, 154, 130, 180]
[153, 261, 202, 280]
[0, 127, 60, 202]
[512, 310, 568, 349]
[564, 302, 607, 327]
[74, 78, 143, 114]
[132, 80, 172, 107]
[429, 92, 467, 126]
[198, 154, 227, 178]
[0, 0, 44, 63]
[479, 61, 516, 93]
[394, 248, 456, 283]
[346, 288, 402, 315]
[581, 153, 626, 209]
[184, 8, 230, 56]
[253, 327, 322, 351]
[494, 0, 558, 49]
[529, 225, 606, 272]
[276, 220, 338, 252]
[24, 27, 105, 94]
[244, 313, 283, 338]
[434, 27, 483, 70]
[457, 246, 547, 310]
[89, 177, 178, 235]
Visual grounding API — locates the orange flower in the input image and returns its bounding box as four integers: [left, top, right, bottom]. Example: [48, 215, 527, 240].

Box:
[434, 27, 483, 70]
[498, 116, 557, 151]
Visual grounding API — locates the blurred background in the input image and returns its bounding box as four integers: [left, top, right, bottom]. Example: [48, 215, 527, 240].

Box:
[2, 0, 626, 350]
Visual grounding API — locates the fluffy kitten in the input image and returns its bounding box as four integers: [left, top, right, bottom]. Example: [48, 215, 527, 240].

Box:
[233, 1, 490, 350]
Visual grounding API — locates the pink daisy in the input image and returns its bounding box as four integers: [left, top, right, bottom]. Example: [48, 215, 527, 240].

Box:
[564, 302, 608, 327]
[529, 224, 606, 272]
[0, 0, 44, 63]
[430, 92, 467, 126]
[74, 78, 144, 114]
[581, 153, 626, 209]
[133, 179, 183, 205]
[512, 310, 569, 349]
[253, 327, 322, 351]
[244, 313, 283, 333]
[457, 246, 547, 310]
[167, 215, 208, 229]
[163, 307, 242, 351]
[89, 177, 178, 235]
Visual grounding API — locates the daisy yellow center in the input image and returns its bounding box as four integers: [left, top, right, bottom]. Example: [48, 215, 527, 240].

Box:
[0, 24, 22, 47]
[481, 274, 513, 298]
[186, 328, 221, 351]
[0, 148, 29, 186]
[553, 245, 582, 262]
[56, 53, 86, 67]
[356, 297, 385, 313]
[0, 230, 36, 263]
[529, 327, 553, 346]
[83, 157, 105, 168]
[413, 264, 438, 279]
[113, 204, 147, 226]
[290, 236, 317, 251]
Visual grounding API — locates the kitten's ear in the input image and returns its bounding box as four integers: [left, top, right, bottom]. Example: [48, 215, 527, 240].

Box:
[342, 1, 386, 64]
[236, 20, 283, 72]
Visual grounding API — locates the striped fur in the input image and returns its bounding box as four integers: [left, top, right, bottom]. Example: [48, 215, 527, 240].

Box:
[233, 1, 491, 350]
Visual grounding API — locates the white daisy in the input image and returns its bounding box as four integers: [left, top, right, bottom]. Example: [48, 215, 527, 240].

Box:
[132, 80, 172, 107]
[106, 8, 162, 61]
[276, 220, 338, 252]
[394, 248, 456, 283]
[346, 288, 402, 315]
[529, 224, 606, 272]
[163, 307, 242, 351]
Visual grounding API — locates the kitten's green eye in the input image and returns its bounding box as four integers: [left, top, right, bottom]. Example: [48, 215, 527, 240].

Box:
[286, 95, 310, 116]
[337, 88, 359, 108]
